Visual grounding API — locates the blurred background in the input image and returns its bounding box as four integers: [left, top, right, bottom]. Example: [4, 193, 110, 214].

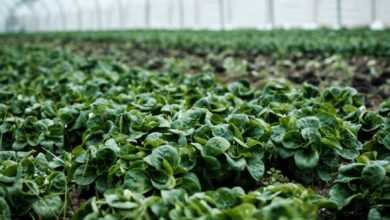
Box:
[1, 0, 390, 32]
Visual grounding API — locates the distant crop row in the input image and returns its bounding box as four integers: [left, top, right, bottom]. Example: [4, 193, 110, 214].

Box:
[4, 30, 389, 108]
[3, 29, 390, 57]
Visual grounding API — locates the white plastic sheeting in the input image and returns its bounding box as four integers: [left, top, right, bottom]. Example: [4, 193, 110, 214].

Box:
[0, 0, 390, 32]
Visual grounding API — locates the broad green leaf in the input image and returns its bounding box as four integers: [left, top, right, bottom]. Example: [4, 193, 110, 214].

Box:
[161, 189, 186, 204]
[104, 192, 138, 209]
[222, 203, 256, 220]
[0, 197, 11, 220]
[144, 132, 167, 148]
[144, 145, 179, 171]
[104, 138, 120, 153]
[32, 195, 63, 219]
[150, 171, 176, 190]
[203, 155, 222, 174]
[225, 154, 246, 171]
[317, 166, 333, 182]
[361, 163, 386, 187]
[247, 153, 265, 181]
[203, 136, 231, 156]
[368, 208, 382, 220]
[178, 173, 201, 194]
[123, 170, 152, 193]
[207, 187, 244, 209]
[301, 128, 320, 143]
[380, 134, 390, 150]
[297, 116, 320, 130]
[329, 184, 362, 209]
[338, 163, 365, 177]
[212, 124, 234, 141]
[73, 165, 97, 186]
[335, 147, 360, 160]
[360, 112, 384, 132]
[294, 148, 319, 169]
[282, 131, 303, 149]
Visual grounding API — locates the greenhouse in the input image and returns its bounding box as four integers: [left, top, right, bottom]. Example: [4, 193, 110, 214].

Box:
[0, 1, 389, 220]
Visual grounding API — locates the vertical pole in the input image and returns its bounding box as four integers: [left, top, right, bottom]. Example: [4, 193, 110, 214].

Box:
[313, 0, 318, 26]
[371, 0, 377, 23]
[336, 0, 342, 28]
[145, 0, 150, 28]
[194, 0, 200, 28]
[266, 0, 274, 28]
[219, 0, 225, 30]
[178, 0, 184, 28]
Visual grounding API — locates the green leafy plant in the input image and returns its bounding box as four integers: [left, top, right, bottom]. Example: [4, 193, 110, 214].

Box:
[74, 183, 335, 220]
[329, 160, 390, 219]
[0, 153, 66, 219]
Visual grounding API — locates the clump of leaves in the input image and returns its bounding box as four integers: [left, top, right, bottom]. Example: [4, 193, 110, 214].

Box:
[362, 111, 390, 161]
[0, 152, 66, 219]
[74, 183, 336, 220]
[329, 160, 390, 220]
[266, 85, 364, 183]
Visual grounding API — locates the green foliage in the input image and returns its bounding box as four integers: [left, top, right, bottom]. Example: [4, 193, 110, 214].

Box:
[0, 197, 11, 220]
[5, 29, 390, 57]
[0, 153, 66, 218]
[74, 183, 335, 220]
[329, 160, 390, 219]
[0, 39, 389, 219]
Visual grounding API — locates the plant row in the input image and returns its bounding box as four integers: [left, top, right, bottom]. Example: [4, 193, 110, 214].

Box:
[3, 29, 390, 57]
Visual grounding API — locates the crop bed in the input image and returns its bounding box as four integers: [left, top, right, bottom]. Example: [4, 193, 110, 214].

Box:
[0, 30, 389, 220]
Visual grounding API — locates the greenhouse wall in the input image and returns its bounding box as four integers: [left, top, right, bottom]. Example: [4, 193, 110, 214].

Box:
[1, 0, 390, 32]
